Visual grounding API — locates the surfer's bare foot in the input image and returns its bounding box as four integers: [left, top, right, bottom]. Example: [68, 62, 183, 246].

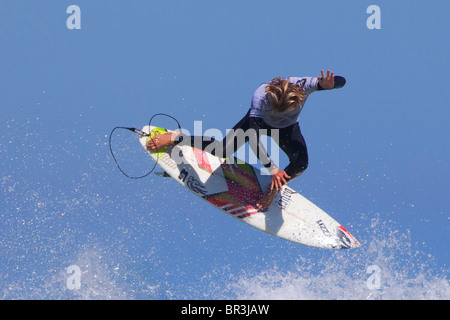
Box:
[146, 132, 176, 150]
[256, 188, 278, 212]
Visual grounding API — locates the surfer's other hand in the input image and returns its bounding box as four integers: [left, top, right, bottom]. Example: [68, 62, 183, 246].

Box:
[270, 168, 290, 191]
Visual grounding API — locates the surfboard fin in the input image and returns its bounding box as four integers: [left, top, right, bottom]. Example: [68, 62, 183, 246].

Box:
[155, 171, 171, 177]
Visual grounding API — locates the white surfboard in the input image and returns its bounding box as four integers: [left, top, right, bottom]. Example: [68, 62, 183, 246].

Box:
[140, 125, 360, 249]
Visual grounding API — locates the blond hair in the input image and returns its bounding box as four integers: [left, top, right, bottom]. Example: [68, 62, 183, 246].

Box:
[265, 77, 305, 113]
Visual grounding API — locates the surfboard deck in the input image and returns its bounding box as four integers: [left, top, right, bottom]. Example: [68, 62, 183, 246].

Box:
[140, 125, 360, 249]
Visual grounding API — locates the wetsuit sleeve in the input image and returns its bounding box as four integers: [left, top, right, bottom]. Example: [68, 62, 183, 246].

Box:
[317, 76, 346, 91]
[290, 77, 319, 95]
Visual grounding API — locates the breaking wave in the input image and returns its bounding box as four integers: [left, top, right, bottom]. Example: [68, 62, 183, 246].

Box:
[222, 221, 449, 300]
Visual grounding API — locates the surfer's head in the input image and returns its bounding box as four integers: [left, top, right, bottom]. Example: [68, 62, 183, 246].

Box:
[265, 77, 305, 113]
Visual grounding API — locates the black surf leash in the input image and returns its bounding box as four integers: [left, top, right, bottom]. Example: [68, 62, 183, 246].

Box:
[109, 113, 182, 179]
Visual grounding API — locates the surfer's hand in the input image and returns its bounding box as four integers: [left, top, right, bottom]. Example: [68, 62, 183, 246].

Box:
[270, 169, 291, 191]
[317, 69, 335, 90]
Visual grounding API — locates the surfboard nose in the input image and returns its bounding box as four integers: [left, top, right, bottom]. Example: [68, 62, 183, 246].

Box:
[335, 226, 360, 249]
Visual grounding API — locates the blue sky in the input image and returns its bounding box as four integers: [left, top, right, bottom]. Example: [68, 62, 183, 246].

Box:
[0, 1, 448, 299]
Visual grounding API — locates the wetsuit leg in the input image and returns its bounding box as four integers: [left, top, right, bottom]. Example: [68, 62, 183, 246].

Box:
[277, 122, 309, 181]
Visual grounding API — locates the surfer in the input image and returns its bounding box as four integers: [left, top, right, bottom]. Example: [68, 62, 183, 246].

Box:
[147, 70, 346, 211]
